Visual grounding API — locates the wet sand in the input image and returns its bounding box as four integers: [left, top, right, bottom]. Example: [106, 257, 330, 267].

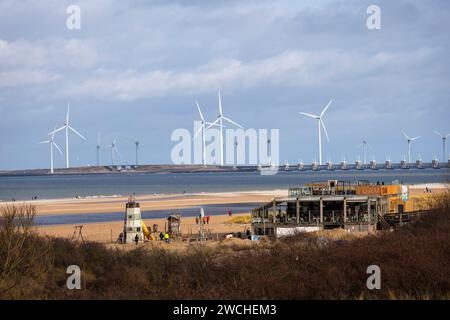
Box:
[2, 190, 286, 216]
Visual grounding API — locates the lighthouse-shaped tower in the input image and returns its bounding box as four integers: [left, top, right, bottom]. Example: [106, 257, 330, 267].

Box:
[123, 195, 144, 243]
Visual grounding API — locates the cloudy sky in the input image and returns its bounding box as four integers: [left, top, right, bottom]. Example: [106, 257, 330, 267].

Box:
[0, 0, 449, 169]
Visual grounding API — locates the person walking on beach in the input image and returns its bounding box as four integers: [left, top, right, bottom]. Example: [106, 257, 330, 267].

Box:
[228, 209, 232, 217]
[134, 234, 139, 245]
[206, 216, 210, 224]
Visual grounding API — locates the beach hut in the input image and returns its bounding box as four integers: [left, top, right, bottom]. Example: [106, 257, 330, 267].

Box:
[167, 214, 181, 237]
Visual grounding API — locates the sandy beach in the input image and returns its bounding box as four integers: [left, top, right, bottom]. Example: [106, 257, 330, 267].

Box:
[8, 183, 449, 243]
[0, 190, 287, 216]
[34, 213, 250, 243]
[27, 190, 284, 243]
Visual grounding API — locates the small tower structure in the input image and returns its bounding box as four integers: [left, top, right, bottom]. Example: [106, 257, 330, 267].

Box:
[123, 195, 144, 244]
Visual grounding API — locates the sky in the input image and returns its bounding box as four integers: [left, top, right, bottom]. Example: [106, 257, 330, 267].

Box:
[0, 0, 449, 169]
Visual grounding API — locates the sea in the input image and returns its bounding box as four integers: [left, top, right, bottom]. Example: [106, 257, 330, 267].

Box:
[1, 169, 448, 201]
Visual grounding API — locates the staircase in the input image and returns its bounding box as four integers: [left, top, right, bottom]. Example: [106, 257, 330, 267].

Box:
[377, 214, 393, 230]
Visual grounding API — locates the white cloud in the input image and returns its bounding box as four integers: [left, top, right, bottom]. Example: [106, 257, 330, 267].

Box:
[0, 69, 61, 87]
[0, 38, 98, 69]
[63, 46, 439, 101]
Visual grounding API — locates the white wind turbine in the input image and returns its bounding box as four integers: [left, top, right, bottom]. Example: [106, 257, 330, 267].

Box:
[193, 100, 221, 166]
[402, 131, 420, 163]
[106, 137, 122, 166]
[49, 103, 86, 168]
[206, 91, 243, 166]
[357, 140, 375, 164]
[38, 125, 63, 174]
[299, 99, 333, 165]
[433, 130, 450, 162]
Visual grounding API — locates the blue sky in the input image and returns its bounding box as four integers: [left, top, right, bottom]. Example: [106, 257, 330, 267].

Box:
[0, 0, 449, 169]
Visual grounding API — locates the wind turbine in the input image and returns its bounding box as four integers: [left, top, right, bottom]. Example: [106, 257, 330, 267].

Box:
[128, 139, 140, 166]
[193, 100, 221, 166]
[402, 131, 420, 163]
[96, 131, 101, 167]
[357, 140, 375, 164]
[433, 130, 450, 162]
[299, 99, 332, 165]
[49, 103, 86, 168]
[106, 138, 122, 166]
[38, 125, 63, 174]
[206, 91, 243, 166]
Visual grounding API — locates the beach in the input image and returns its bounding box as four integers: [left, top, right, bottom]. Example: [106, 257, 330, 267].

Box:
[25, 190, 286, 242]
[3, 183, 445, 243]
[34, 213, 251, 244]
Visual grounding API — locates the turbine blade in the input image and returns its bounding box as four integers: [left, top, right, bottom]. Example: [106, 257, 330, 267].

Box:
[299, 112, 318, 119]
[196, 100, 204, 121]
[222, 116, 243, 128]
[218, 91, 222, 116]
[402, 131, 410, 140]
[53, 142, 63, 155]
[68, 126, 87, 140]
[114, 146, 123, 159]
[38, 140, 50, 144]
[320, 119, 329, 141]
[205, 121, 225, 128]
[66, 102, 70, 124]
[320, 99, 333, 118]
[411, 136, 421, 141]
[193, 124, 204, 139]
[433, 130, 443, 138]
[48, 126, 66, 135]
[206, 118, 220, 130]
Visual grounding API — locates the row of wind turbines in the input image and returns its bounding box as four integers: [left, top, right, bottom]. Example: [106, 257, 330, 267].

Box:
[39, 104, 140, 173]
[39, 97, 448, 173]
[298, 100, 449, 166]
[194, 95, 449, 167]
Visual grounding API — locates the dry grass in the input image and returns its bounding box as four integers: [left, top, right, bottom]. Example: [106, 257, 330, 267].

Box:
[225, 215, 251, 225]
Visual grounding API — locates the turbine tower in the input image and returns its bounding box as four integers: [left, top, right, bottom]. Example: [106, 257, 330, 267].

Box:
[357, 140, 375, 164]
[96, 132, 101, 167]
[402, 131, 420, 164]
[207, 91, 243, 166]
[194, 100, 220, 166]
[106, 138, 121, 166]
[433, 130, 450, 162]
[128, 139, 140, 166]
[38, 125, 63, 174]
[299, 99, 332, 165]
[50, 103, 86, 168]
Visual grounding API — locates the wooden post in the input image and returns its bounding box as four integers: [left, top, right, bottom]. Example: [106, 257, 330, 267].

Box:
[368, 199, 371, 225]
[296, 198, 300, 224]
[343, 197, 347, 223]
[272, 199, 276, 221]
[319, 198, 323, 224]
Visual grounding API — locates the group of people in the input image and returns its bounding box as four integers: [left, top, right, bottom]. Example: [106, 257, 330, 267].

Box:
[195, 215, 211, 224]
[117, 231, 176, 244]
[158, 231, 175, 243]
